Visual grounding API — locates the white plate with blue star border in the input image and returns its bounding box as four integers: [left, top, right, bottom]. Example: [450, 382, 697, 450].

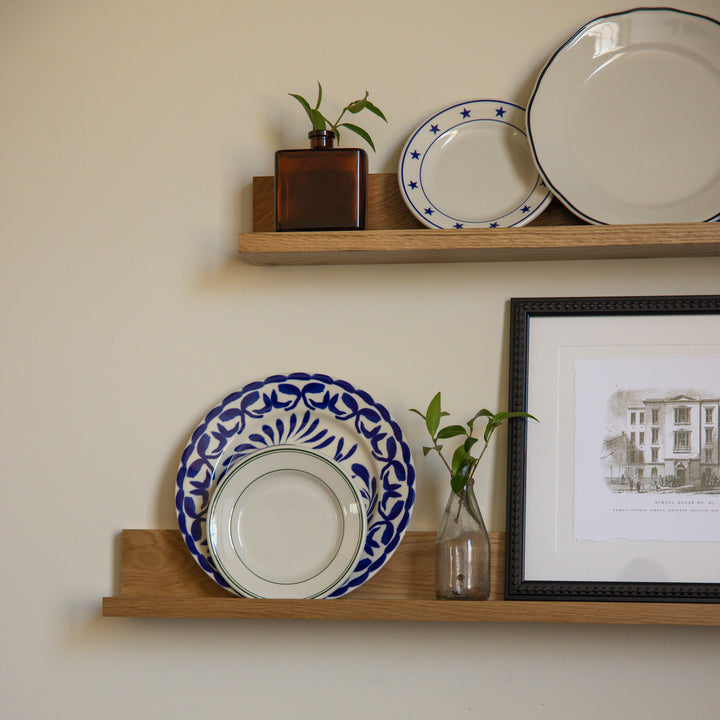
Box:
[527, 7, 720, 225]
[206, 445, 367, 599]
[398, 99, 552, 229]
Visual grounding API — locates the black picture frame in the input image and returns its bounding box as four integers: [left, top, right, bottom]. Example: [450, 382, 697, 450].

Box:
[505, 295, 720, 602]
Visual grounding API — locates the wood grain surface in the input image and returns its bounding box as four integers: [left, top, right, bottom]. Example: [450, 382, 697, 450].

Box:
[102, 530, 720, 623]
[241, 175, 720, 265]
[114, 529, 503, 600]
[252, 173, 582, 232]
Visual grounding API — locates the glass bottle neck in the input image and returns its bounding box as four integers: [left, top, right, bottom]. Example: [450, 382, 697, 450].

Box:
[309, 130, 335, 149]
[452, 477, 482, 523]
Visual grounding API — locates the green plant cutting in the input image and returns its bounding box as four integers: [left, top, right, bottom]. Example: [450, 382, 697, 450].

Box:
[289, 82, 387, 151]
[410, 392, 538, 496]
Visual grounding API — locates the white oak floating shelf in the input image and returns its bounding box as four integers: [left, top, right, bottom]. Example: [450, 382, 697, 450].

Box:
[238, 174, 720, 266]
[238, 224, 720, 267]
[102, 530, 720, 624]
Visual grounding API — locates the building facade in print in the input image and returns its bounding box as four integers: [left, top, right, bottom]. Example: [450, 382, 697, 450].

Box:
[625, 394, 720, 486]
[601, 432, 631, 482]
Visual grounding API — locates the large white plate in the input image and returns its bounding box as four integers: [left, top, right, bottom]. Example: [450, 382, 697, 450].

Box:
[206, 446, 366, 598]
[176, 373, 415, 597]
[398, 99, 552, 229]
[527, 8, 720, 225]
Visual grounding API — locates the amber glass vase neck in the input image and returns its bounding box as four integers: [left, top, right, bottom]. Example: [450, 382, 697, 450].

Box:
[309, 130, 335, 149]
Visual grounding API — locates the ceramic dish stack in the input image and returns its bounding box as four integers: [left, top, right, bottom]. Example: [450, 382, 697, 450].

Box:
[397, 8, 720, 229]
[176, 373, 416, 599]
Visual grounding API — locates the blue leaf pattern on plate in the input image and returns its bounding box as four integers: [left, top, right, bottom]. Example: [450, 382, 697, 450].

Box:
[176, 373, 415, 596]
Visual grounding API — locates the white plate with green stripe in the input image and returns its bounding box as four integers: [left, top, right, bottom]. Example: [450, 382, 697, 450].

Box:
[206, 445, 367, 598]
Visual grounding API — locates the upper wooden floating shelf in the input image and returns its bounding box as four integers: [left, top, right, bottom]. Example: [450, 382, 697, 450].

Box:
[102, 530, 720, 624]
[238, 174, 720, 266]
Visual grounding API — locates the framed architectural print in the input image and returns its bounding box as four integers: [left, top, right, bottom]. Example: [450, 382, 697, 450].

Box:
[505, 295, 720, 602]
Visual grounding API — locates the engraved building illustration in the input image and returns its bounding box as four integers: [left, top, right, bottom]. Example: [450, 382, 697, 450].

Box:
[604, 393, 720, 490]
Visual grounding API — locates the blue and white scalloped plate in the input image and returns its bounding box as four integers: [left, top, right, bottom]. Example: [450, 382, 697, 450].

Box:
[398, 99, 552, 229]
[176, 373, 415, 598]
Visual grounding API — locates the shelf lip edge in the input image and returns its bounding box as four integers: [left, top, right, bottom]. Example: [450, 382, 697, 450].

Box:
[101, 596, 720, 624]
[238, 224, 720, 266]
[239, 222, 720, 244]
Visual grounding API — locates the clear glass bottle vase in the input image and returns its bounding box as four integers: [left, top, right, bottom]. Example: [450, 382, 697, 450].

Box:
[435, 478, 491, 600]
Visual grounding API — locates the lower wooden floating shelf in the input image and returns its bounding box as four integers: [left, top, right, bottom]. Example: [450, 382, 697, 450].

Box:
[103, 530, 720, 624]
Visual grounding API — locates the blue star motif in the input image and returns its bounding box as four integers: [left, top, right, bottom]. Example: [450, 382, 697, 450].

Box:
[454, 222, 464, 229]
[495, 106, 506, 117]
[489, 222, 499, 228]
[460, 108, 471, 118]
[424, 207, 434, 215]
[430, 124, 440, 134]
[408, 181, 418, 189]
[521, 205, 530, 213]
[411, 150, 420, 159]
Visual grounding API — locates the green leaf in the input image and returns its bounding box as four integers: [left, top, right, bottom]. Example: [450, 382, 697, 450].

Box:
[425, 392, 442, 437]
[314, 81, 322, 110]
[411, 391, 539, 497]
[483, 420, 499, 443]
[310, 109, 328, 130]
[365, 100, 387, 122]
[289, 93, 314, 121]
[436, 424, 467, 439]
[492, 410, 538, 425]
[337, 122, 375, 151]
[506, 411, 539, 423]
[347, 92, 368, 113]
[451, 471, 468, 495]
[467, 408, 493, 432]
[482, 411, 538, 442]
[468, 408, 494, 423]
[451, 445, 468, 476]
[289, 93, 327, 130]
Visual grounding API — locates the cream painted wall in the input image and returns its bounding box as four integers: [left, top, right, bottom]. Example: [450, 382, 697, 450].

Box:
[3, 1, 720, 717]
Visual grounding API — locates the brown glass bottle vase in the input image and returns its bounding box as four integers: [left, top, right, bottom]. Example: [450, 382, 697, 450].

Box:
[274, 130, 368, 231]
